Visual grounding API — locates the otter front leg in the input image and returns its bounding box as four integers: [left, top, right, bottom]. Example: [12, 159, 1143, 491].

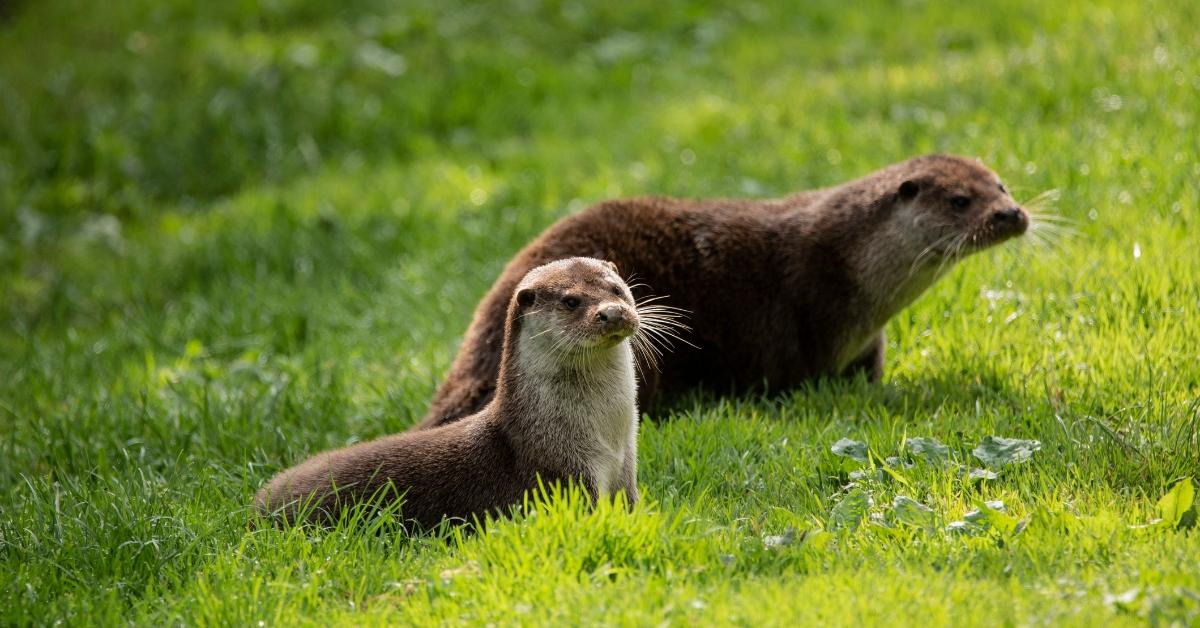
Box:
[619, 473, 639, 510]
[842, 332, 885, 383]
[618, 432, 639, 510]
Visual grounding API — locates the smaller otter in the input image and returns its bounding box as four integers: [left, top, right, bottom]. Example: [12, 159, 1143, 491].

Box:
[256, 257, 643, 528]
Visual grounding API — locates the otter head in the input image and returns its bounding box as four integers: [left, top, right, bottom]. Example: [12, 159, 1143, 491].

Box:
[847, 155, 1029, 327]
[509, 257, 639, 368]
[893, 154, 1028, 259]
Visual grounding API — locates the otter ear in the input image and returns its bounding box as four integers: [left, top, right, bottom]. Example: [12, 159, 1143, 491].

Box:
[603, 260, 618, 273]
[898, 180, 920, 201]
[515, 288, 536, 309]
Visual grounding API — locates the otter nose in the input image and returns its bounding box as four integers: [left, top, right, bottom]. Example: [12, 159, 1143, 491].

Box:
[596, 304, 625, 323]
[991, 206, 1028, 231]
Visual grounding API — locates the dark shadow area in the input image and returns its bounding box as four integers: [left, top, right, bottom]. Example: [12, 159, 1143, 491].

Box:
[648, 358, 1040, 425]
[0, 0, 25, 21]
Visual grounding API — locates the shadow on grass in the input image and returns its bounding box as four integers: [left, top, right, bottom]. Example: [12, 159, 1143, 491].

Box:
[652, 358, 1038, 425]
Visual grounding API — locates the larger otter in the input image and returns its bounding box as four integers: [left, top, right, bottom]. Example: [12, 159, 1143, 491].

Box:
[420, 154, 1028, 429]
[256, 257, 643, 528]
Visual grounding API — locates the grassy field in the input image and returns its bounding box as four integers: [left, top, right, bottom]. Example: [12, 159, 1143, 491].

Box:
[2, 0, 1199, 624]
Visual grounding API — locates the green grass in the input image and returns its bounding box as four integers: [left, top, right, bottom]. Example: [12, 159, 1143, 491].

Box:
[2, 0, 1199, 624]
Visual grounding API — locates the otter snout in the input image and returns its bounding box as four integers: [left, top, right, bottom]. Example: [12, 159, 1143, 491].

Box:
[596, 303, 637, 338]
[990, 206, 1029, 235]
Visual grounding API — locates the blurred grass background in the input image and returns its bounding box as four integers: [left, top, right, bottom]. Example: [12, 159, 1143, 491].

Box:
[1, 0, 1198, 624]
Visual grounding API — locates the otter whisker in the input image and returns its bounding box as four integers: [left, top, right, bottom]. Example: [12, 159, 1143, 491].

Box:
[637, 304, 691, 316]
[638, 326, 696, 345]
[1023, 227, 1051, 248]
[1026, 208, 1078, 229]
[1021, 188, 1062, 211]
[956, 229, 974, 255]
[639, 337, 666, 361]
[634, 294, 676, 307]
[630, 332, 663, 373]
[867, 229, 963, 310]
[638, 310, 694, 329]
[640, 318, 690, 330]
[635, 297, 695, 354]
[1027, 212, 1076, 225]
[635, 333, 671, 364]
[637, 312, 691, 325]
[633, 332, 665, 360]
[1029, 231, 1075, 255]
[1022, 226, 1071, 255]
[640, 307, 692, 322]
[1031, 221, 1081, 239]
[637, 300, 692, 317]
[528, 327, 557, 341]
[629, 347, 649, 379]
[637, 301, 689, 310]
[933, 237, 959, 276]
[639, 322, 698, 350]
[638, 314, 696, 333]
[636, 318, 679, 346]
[518, 307, 548, 320]
[933, 231, 970, 277]
[908, 231, 961, 278]
[548, 328, 576, 359]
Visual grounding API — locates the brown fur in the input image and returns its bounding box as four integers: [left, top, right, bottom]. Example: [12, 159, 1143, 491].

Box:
[255, 258, 641, 529]
[419, 154, 1028, 429]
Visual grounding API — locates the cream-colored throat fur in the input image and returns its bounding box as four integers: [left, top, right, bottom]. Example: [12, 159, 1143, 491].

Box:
[837, 201, 956, 369]
[514, 317, 639, 497]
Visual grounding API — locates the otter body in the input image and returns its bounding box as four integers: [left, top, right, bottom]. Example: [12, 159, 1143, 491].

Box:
[421, 154, 1029, 429]
[256, 258, 643, 528]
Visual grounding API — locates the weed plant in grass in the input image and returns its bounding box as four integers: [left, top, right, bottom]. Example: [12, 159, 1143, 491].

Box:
[2, 0, 1199, 625]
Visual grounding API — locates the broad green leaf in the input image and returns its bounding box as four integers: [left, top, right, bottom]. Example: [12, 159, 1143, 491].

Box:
[967, 468, 999, 482]
[1156, 477, 1195, 528]
[892, 496, 935, 528]
[869, 516, 904, 540]
[831, 438, 869, 463]
[945, 520, 981, 535]
[1179, 507, 1197, 530]
[967, 500, 1019, 534]
[829, 488, 871, 531]
[905, 437, 950, 466]
[972, 436, 1041, 469]
[949, 501, 1028, 537]
[964, 500, 1006, 524]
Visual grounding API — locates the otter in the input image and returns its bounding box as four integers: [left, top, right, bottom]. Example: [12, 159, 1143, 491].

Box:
[256, 257, 647, 528]
[419, 154, 1029, 430]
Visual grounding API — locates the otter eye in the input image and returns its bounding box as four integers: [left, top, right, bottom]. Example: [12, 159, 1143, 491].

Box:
[950, 196, 971, 211]
[562, 297, 580, 309]
[611, 286, 623, 297]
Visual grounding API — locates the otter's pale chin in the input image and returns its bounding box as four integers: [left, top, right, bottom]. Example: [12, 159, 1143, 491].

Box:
[596, 334, 632, 350]
[573, 325, 636, 351]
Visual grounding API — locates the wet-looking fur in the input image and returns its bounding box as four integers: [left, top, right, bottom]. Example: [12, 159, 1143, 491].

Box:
[255, 257, 642, 529]
[420, 154, 1028, 429]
